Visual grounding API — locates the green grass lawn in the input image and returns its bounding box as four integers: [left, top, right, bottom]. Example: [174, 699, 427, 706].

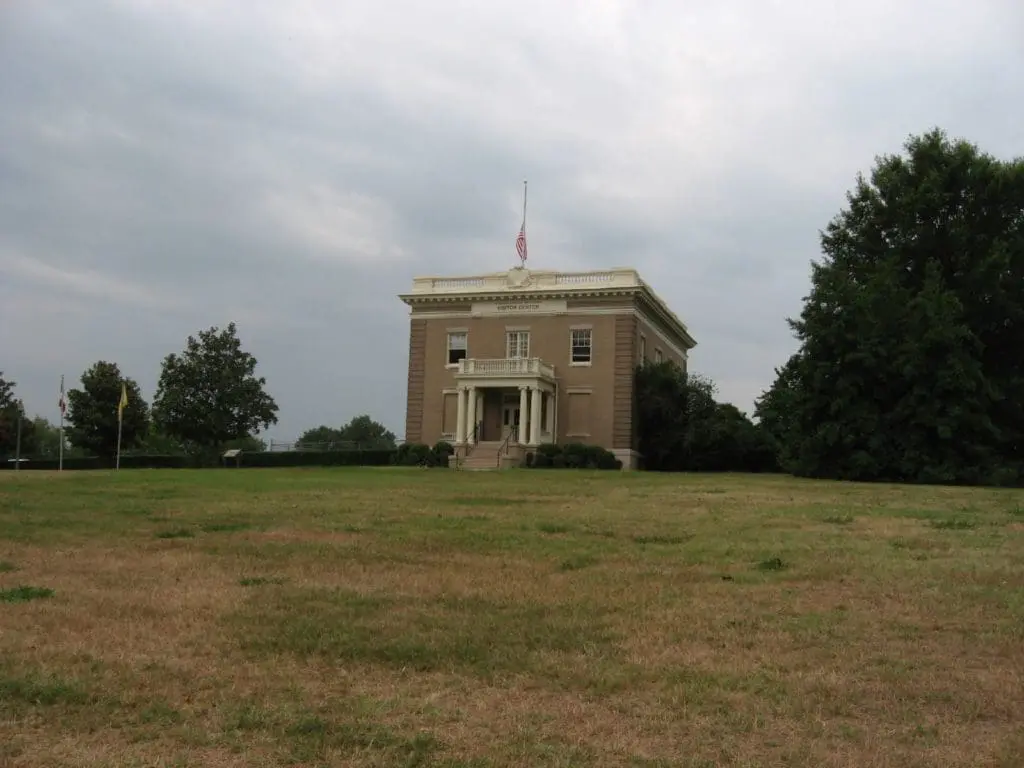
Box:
[1, 468, 1023, 767]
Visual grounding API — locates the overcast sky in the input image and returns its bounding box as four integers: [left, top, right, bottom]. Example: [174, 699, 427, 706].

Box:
[2, 1, 1022, 443]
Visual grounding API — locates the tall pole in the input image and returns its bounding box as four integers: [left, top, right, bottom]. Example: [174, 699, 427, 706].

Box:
[14, 411, 21, 472]
[115, 380, 128, 471]
[516, 180, 528, 267]
[522, 179, 527, 228]
[116, 410, 123, 471]
[58, 375, 64, 472]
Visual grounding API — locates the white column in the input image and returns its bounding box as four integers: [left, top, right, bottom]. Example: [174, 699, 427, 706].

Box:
[455, 386, 466, 445]
[544, 390, 554, 441]
[466, 385, 477, 444]
[518, 386, 529, 444]
[553, 385, 558, 443]
[476, 391, 485, 440]
[530, 386, 542, 445]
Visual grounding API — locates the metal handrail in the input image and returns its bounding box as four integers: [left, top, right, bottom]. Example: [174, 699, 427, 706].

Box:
[496, 425, 517, 468]
[454, 422, 480, 470]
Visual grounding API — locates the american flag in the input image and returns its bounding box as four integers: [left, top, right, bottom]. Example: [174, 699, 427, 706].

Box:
[58, 375, 66, 416]
[515, 223, 527, 263]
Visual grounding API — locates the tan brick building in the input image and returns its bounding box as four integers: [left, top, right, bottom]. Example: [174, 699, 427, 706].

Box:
[398, 266, 696, 468]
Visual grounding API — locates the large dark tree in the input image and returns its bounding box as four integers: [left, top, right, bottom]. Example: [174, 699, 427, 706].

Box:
[0, 372, 33, 456]
[0, 373, 14, 410]
[635, 361, 776, 472]
[634, 361, 690, 470]
[153, 323, 278, 454]
[752, 354, 801, 468]
[757, 129, 1024, 485]
[67, 361, 149, 459]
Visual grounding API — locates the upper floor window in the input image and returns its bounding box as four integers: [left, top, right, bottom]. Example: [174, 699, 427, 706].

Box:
[447, 332, 467, 366]
[655, 348, 664, 363]
[506, 330, 530, 359]
[639, 334, 647, 361]
[570, 328, 592, 364]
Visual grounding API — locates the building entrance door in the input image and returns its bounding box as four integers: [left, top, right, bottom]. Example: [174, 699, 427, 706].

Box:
[501, 405, 521, 441]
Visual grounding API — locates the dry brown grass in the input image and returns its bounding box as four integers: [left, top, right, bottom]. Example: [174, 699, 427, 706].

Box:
[1, 468, 1023, 767]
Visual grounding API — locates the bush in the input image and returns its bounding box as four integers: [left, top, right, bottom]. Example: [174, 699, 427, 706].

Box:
[431, 440, 454, 466]
[526, 443, 621, 470]
[392, 442, 451, 468]
[532, 444, 561, 468]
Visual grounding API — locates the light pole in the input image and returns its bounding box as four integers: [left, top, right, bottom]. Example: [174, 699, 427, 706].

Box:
[14, 410, 21, 472]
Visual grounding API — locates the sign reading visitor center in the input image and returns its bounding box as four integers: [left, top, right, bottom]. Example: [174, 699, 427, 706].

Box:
[472, 299, 568, 316]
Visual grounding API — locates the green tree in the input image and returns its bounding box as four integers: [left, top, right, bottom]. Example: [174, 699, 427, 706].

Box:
[27, 417, 66, 458]
[337, 415, 396, 448]
[635, 362, 776, 472]
[0, 373, 14, 410]
[298, 416, 396, 449]
[0, 373, 33, 456]
[296, 425, 346, 447]
[66, 362, 149, 459]
[764, 128, 1024, 484]
[224, 434, 267, 452]
[634, 361, 689, 470]
[752, 354, 802, 467]
[152, 322, 278, 454]
[137, 423, 187, 455]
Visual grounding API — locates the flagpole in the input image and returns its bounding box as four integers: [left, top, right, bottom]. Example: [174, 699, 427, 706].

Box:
[116, 380, 127, 471]
[58, 375, 64, 472]
[522, 179, 527, 227]
[518, 179, 528, 267]
[116, 409, 123, 471]
[14, 411, 21, 472]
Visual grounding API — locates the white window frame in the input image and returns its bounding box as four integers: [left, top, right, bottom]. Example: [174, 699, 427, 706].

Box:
[506, 330, 530, 359]
[446, 331, 467, 368]
[655, 347, 664, 363]
[570, 327, 592, 366]
[441, 388, 458, 439]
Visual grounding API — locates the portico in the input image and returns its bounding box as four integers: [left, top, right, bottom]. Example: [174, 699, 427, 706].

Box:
[452, 358, 557, 447]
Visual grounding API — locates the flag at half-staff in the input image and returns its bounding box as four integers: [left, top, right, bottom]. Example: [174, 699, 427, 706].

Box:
[115, 381, 128, 470]
[515, 180, 527, 266]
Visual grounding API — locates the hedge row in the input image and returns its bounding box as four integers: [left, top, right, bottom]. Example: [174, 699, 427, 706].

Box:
[0, 450, 399, 470]
[238, 449, 396, 468]
[1, 441, 622, 471]
[1, 454, 192, 470]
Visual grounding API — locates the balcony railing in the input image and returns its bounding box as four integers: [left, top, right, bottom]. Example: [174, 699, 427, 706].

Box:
[456, 357, 555, 379]
[409, 268, 642, 295]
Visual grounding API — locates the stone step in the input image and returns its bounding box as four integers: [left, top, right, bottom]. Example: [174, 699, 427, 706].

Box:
[462, 456, 501, 467]
[461, 453, 503, 469]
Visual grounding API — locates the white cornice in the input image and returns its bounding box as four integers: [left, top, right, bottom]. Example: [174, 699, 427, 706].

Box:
[399, 287, 641, 304]
[399, 266, 696, 351]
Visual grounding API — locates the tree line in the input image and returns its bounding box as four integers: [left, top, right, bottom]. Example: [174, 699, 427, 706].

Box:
[5, 128, 1021, 485]
[639, 128, 1024, 486]
[1, 322, 278, 461]
[0, 320, 401, 462]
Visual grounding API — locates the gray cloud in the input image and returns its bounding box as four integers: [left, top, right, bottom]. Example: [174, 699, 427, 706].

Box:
[2, 0, 1023, 439]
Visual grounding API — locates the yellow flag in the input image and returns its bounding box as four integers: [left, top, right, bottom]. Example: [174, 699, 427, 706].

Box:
[118, 381, 128, 418]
